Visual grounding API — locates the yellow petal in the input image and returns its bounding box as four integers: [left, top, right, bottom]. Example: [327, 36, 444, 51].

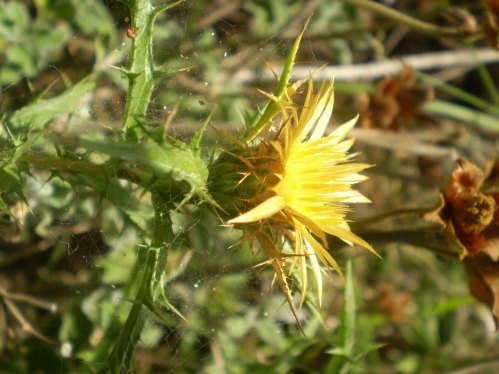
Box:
[298, 80, 331, 141]
[293, 220, 308, 308]
[322, 224, 381, 259]
[305, 240, 323, 306]
[310, 81, 335, 140]
[302, 228, 344, 283]
[228, 195, 286, 224]
[294, 218, 323, 307]
[327, 115, 358, 141]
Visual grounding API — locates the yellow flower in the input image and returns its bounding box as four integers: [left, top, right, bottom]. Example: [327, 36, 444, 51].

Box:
[228, 76, 377, 312]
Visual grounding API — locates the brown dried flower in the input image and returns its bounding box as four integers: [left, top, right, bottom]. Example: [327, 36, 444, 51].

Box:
[426, 159, 499, 329]
[484, 0, 499, 49]
[360, 67, 434, 131]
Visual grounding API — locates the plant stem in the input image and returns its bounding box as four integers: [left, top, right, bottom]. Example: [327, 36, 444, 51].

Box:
[351, 227, 461, 259]
[18, 153, 103, 174]
[102, 192, 174, 373]
[121, 0, 183, 141]
[345, 0, 477, 38]
[101, 1, 182, 371]
[416, 71, 499, 117]
[103, 248, 158, 373]
[350, 204, 441, 229]
[151, 191, 174, 276]
[121, 0, 156, 141]
[17, 153, 151, 185]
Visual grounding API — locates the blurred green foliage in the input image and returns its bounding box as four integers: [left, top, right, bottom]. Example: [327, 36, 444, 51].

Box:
[0, 0, 498, 373]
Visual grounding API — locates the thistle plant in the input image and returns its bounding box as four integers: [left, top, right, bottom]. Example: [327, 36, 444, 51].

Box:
[212, 76, 379, 324]
[3, 0, 210, 371]
[3, 1, 376, 370]
[2, 1, 498, 373]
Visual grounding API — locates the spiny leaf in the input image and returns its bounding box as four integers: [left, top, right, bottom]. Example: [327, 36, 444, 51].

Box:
[150, 279, 188, 323]
[6, 78, 95, 131]
[78, 174, 153, 233]
[0, 163, 28, 207]
[189, 110, 214, 152]
[152, 0, 184, 19]
[245, 17, 311, 142]
[326, 260, 356, 374]
[81, 138, 213, 205]
[153, 66, 191, 81]
[0, 194, 14, 219]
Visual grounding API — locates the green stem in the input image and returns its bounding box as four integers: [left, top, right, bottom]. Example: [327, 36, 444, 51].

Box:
[350, 204, 441, 229]
[103, 248, 158, 373]
[151, 191, 175, 278]
[18, 153, 103, 174]
[17, 153, 152, 185]
[102, 192, 174, 373]
[345, 0, 477, 38]
[122, 0, 156, 141]
[100, 0, 182, 371]
[416, 71, 499, 117]
[351, 227, 461, 259]
[121, 0, 182, 141]
[465, 42, 499, 106]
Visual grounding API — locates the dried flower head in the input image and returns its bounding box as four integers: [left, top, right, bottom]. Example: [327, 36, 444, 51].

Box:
[424, 159, 499, 329]
[221, 76, 378, 320]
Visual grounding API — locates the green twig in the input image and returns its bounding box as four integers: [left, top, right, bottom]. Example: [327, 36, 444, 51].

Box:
[102, 192, 174, 373]
[466, 43, 499, 106]
[351, 228, 461, 259]
[102, 1, 183, 371]
[350, 204, 442, 229]
[122, 0, 182, 141]
[326, 260, 356, 373]
[422, 100, 499, 133]
[102, 248, 159, 373]
[475, 62, 499, 106]
[416, 71, 499, 117]
[18, 153, 104, 175]
[344, 0, 478, 38]
[17, 153, 152, 185]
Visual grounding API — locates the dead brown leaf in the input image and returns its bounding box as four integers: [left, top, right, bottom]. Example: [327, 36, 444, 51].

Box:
[464, 253, 499, 331]
[484, 0, 499, 49]
[360, 66, 434, 131]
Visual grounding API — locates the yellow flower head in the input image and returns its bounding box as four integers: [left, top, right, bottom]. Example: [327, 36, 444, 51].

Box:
[226, 76, 377, 313]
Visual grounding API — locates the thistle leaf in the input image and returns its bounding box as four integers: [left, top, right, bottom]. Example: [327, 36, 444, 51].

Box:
[245, 17, 311, 142]
[326, 260, 356, 374]
[81, 138, 214, 205]
[0, 163, 28, 207]
[6, 78, 95, 132]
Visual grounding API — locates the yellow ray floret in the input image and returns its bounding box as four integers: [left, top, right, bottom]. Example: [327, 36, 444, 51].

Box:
[228, 77, 378, 307]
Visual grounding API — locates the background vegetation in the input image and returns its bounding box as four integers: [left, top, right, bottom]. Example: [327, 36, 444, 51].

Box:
[0, 0, 498, 373]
